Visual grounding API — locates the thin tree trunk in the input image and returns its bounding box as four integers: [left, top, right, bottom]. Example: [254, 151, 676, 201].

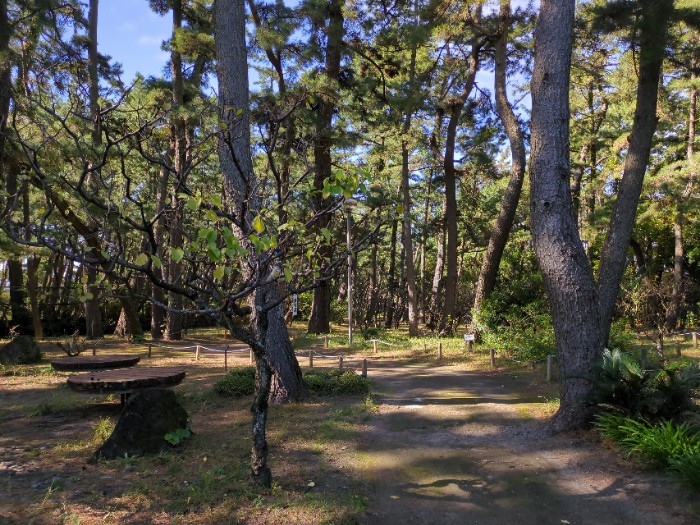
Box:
[668, 66, 696, 330]
[429, 215, 446, 329]
[165, 0, 187, 341]
[596, 0, 673, 343]
[215, 0, 305, 483]
[84, 0, 103, 338]
[384, 217, 398, 328]
[472, 0, 526, 322]
[151, 154, 171, 339]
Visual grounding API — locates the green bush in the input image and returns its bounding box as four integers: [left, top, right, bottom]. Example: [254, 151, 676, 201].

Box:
[587, 349, 700, 421]
[213, 366, 256, 397]
[478, 299, 555, 363]
[303, 369, 370, 395]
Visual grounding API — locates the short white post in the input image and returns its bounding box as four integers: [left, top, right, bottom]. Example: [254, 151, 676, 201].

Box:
[195, 345, 201, 361]
[361, 358, 367, 378]
[339, 355, 344, 369]
[547, 355, 554, 382]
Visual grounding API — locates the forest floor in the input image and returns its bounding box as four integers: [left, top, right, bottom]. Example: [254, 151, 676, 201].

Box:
[0, 332, 699, 524]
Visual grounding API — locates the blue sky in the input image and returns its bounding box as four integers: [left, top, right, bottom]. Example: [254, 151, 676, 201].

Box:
[98, 0, 171, 81]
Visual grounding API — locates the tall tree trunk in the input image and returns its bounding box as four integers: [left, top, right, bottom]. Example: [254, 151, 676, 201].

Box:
[596, 0, 673, 343]
[365, 230, 379, 327]
[530, 0, 603, 432]
[429, 215, 446, 329]
[308, 0, 344, 334]
[165, 0, 187, 341]
[384, 217, 398, 328]
[215, 0, 305, 483]
[83, 0, 103, 338]
[151, 154, 171, 339]
[668, 66, 697, 330]
[401, 134, 419, 336]
[419, 179, 431, 324]
[472, 0, 526, 321]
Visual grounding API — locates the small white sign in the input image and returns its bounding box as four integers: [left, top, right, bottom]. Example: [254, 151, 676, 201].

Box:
[464, 333, 475, 341]
[292, 294, 298, 316]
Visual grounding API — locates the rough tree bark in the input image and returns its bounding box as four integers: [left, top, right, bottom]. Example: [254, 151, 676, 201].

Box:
[596, 0, 673, 343]
[530, 0, 604, 432]
[308, 0, 343, 334]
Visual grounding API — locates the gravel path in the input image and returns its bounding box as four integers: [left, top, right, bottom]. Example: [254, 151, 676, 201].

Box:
[359, 364, 699, 525]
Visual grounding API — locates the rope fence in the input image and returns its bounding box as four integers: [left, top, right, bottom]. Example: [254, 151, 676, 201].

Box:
[81, 327, 699, 382]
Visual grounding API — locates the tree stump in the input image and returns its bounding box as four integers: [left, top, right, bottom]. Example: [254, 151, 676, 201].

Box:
[92, 389, 188, 461]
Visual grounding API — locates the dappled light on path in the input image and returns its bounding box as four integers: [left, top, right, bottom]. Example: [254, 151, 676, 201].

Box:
[359, 364, 699, 525]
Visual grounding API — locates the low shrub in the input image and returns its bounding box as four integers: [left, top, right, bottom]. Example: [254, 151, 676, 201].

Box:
[213, 366, 256, 397]
[303, 369, 371, 396]
[587, 349, 700, 421]
[595, 412, 700, 490]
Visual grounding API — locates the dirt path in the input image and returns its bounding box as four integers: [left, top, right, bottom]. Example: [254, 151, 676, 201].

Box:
[358, 363, 699, 525]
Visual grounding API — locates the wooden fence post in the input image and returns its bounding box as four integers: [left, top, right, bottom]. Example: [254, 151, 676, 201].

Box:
[362, 358, 367, 378]
[693, 332, 698, 348]
[438, 342, 443, 360]
[490, 348, 496, 368]
[324, 335, 329, 349]
[373, 339, 378, 354]
[309, 350, 313, 368]
[224, 345, 229, 372]
[195, 345, 201, 361]
[339, 355, 344, 369]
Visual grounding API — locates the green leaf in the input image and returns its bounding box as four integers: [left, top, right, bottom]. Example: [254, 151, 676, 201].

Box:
[171, 247, 184, 263]
[321, 228, 332, 242]
[83, 291, 94, 301]
[151, 255, 162, 268]
[284, 265, 293, 283]
[397, 203, 404, 214]
[213, 266, 225, 280]
[252, 215, 265, 234]
[210, 195, 222, 207]
[186, 196, 201, 210]
[135, 253, 149, 266]
[207, 244, 222, 261]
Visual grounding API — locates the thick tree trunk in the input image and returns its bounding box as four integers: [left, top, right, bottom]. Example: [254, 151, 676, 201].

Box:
[473, 0, 526, 322]
[596, 0, 673, 343]
[308, 0, 344, 335]
[530, 0, 603, 432]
